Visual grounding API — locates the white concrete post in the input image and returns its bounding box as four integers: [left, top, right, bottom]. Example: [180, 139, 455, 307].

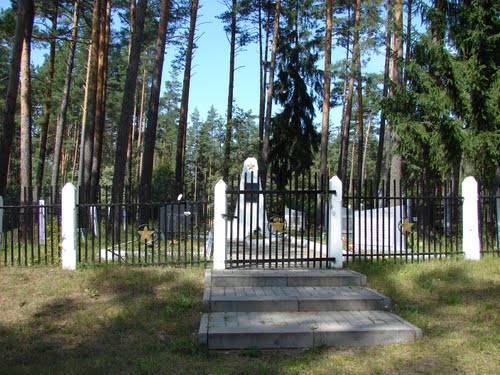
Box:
[329, 176, 343, 268]
[462, 176, 480, 260]
[61, 183, 77, 269]
[38, 199, 46, 244]
[213, 179, 227, 270]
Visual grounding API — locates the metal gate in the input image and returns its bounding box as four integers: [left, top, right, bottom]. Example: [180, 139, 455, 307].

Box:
[224, 173, 335, 268]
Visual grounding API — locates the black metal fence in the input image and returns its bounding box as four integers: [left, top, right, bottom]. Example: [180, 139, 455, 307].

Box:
[224, 173, 334, 268]
[0, 186, 213, 267]
[0, 191, 61, 266]
[77, 186, 213, 266]
[342, 180, 464, 263]
[0, 180, 498, 267]
[479, 187, 500, 255]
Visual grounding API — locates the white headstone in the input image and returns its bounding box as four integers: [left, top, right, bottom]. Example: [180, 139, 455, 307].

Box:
[38, 200, 46, 244]
[232, 157, 268, 239]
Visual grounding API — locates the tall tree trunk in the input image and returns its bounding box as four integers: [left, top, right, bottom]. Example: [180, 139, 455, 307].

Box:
[337, 1, 358, 185]
[91, 0, 110, 198]
[261, 0, 281, 184]
[355, 0, 364, 191]
[348, 142, 356, 195]
[77, 43, 92, 188]
[135, 68, 147, 184]
[20, 9, 34, 202]
[338, 15, 350, 174]
[258, 0, 271, 153]
[319, 0, 332, 181]
[222, 0, 237, 180]
[111, 0, 148, 231]
[0, 0, 34, 196]
[175, 0, 199, 196]
[388, 0, 404, 197]
[374, 3, 391, 191]
[138, 0, 171, 222]
[128, 0, 136, 57]
[71, 123, 80, 182]
[79, 0, 101, 200]
[36, 1, 58, 199]
[317, 0, 333, 224]
[19, 6, 34, 238]
[362, 112, 372, 181]
[51, 0, 80, 193]
[404, 0, 412, 88]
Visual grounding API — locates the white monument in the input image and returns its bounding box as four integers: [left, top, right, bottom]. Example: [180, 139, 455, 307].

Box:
[231, 158, 268, 240]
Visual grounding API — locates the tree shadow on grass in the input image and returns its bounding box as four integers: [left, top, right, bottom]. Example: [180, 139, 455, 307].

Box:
[0, 266, 205, 375]
[0, 260, 498, 375]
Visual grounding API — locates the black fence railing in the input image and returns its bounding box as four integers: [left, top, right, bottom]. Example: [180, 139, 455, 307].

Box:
[0, 191, 61, 266]
[0, 180, 498, 267]
[0, 185, 213, 267]
[342, 180, 464, 263]
[225, 172, 334, 269]
[76, 185, 213, 266]
[479, 190, 500, 255]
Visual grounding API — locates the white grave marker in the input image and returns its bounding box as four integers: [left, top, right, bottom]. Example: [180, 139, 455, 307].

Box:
[232, 158, 268, 239]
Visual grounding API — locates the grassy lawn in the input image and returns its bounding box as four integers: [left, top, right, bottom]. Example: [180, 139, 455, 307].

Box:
[0, 257, 498, 375]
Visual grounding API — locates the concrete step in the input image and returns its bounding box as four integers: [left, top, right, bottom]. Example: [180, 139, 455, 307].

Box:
[203, 286, 390, 312]
[206, 269, 367, 288]
[199, 311, 422, 349]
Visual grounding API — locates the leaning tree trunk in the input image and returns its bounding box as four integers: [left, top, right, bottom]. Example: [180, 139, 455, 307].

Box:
[138, 0, 171, 223]
[0, 0, 34, 196]
[110, 0, 148, 233]
[51, 0, 80, 194]
[175, 0, 199, 196]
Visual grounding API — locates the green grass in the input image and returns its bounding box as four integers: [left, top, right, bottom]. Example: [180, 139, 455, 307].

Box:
[0, 257, 499, 374]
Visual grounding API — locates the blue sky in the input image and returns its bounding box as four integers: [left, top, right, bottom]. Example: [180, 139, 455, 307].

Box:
[0, 0, 385, 128]
[0, 0, 261, 121]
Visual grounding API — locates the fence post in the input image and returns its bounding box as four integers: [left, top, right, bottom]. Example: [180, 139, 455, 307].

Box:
[213, 179, 227, 270]
[462, 176, 480, 260]
[62, 183, 77, 270]
[329, 176, 343, 268]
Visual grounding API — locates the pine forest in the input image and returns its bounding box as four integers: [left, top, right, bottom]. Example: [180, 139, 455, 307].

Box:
[0, 0, 498, 206]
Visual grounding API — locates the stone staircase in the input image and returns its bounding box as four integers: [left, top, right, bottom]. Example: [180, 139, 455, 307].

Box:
[198, 269, 422, 349]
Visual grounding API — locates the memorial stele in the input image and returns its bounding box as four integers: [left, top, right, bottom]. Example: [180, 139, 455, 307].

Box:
[231, 157, 269, 240]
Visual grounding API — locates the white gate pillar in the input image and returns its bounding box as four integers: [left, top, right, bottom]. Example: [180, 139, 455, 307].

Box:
[329, 176, 343, 268]
[462, 176, 480, 260]
[213, 179, 227, 270]
[61, 183, 77, 270]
